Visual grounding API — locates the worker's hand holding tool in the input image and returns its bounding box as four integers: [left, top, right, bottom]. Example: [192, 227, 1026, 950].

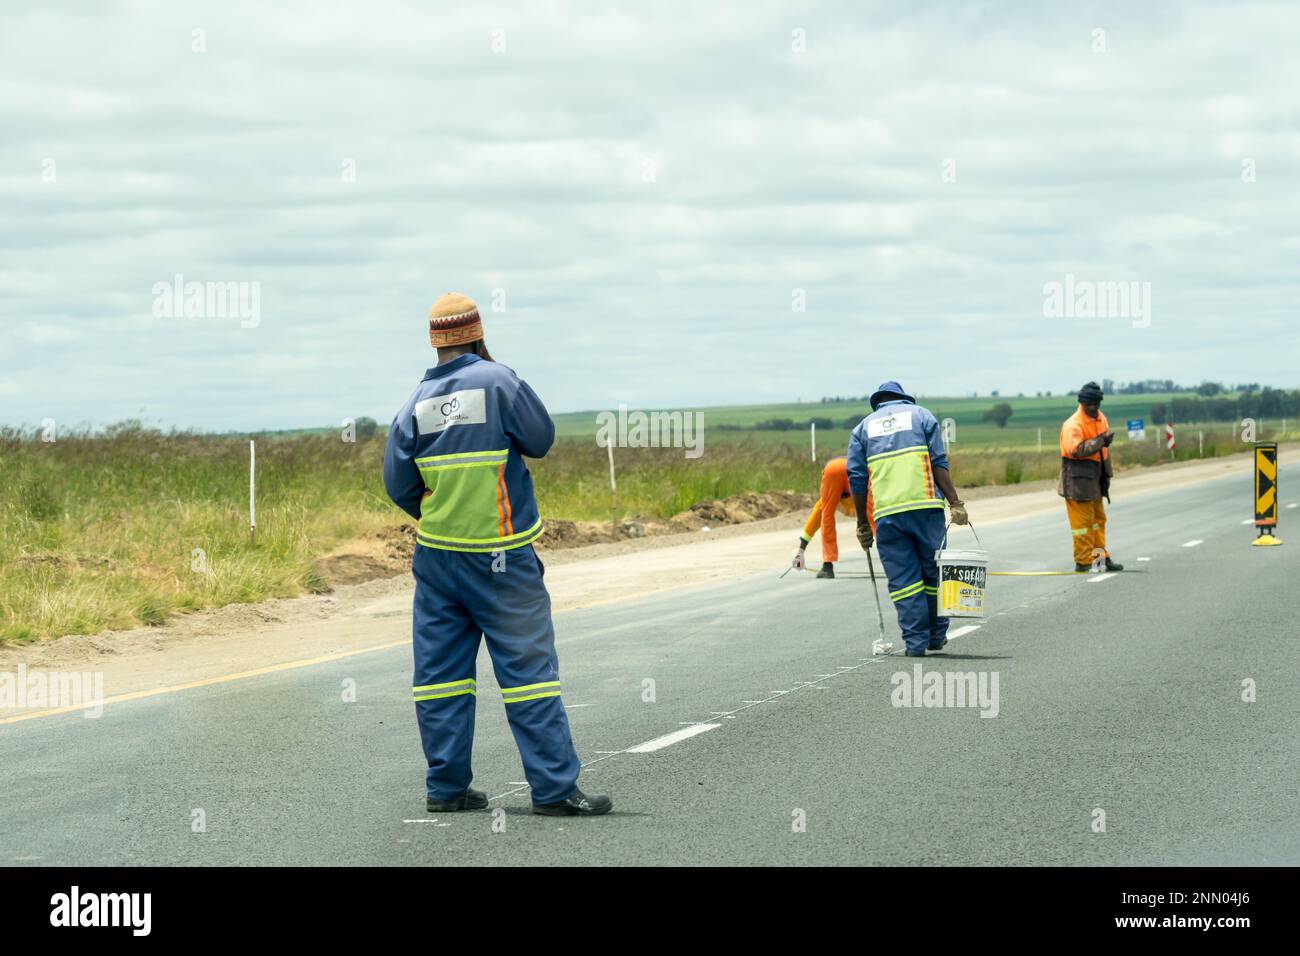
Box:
[856, 523, 874, 551]
[1102, 430, 1115, 447]
[791, 541, 807, 570]
[949, 501, 970, 525]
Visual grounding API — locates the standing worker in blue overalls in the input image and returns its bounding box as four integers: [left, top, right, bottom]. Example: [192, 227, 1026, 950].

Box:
[847, 382, 970, 657]
[384, 292, 612, 816]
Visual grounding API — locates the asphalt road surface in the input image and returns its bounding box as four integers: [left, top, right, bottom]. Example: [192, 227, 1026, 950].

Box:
[4, 464, 1297, 866]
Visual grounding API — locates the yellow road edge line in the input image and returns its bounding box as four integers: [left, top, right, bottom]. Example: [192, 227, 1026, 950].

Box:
[0, 639, 410, 726]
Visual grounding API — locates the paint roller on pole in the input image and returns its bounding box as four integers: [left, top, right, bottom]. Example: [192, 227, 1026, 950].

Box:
[866, 549, 891, 655]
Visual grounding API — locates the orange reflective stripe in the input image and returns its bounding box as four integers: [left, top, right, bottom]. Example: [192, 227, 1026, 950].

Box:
[497, 462, 514, 536]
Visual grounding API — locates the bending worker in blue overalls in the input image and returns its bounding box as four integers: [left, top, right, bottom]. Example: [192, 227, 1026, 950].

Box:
[847, 381, 970, 657]
[384, 291, 611, 816]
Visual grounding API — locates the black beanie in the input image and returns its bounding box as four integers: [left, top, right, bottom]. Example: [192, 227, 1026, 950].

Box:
[1078, 381, 1104, 404]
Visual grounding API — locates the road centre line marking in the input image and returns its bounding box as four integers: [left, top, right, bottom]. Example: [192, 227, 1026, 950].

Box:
[626, 723, 722, 753]
[1087, 572, 1117, 584]
[1242, 519, 1255, 525]
[1182, 539, 1204, 548]
[491, 650, 899, 801]
[947, 625, 981, 639]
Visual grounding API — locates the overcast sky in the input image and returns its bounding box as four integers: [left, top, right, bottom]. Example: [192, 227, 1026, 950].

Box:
[3, 0, 1298, 431]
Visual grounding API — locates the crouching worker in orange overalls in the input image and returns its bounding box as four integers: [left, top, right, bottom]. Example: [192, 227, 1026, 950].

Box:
[791, 456, 871, 579]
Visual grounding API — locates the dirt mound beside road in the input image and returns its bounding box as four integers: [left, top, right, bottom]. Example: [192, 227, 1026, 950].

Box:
[313, 525, 417, 587]
[312, 491, 815, 586]
[669, 490, 813, 530]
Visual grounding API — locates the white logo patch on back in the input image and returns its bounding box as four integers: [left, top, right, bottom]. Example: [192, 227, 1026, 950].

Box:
[415, 388, 487, 435]
[867, 409, 913, 438]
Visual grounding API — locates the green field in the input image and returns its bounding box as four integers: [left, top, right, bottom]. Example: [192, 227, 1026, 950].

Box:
[553, 391, 1278, 455]
[2, 392, 1292, 644]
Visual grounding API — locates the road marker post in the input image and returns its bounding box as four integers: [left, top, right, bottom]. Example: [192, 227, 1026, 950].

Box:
[1252, 441, 1283, 546]
[249, 440, 256, 545]
[605, 437, 618, 537]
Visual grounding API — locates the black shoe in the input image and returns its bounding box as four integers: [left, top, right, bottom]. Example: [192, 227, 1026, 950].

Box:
[427, 787, 489, 812]
[1104, 557, 1124, 572]
[816, 562, 835, 579]
[905, 648, 926, 657]
[928, 639, 948, 652]
[532, 788, 613, 816]
[1073, 563, 1092, 572]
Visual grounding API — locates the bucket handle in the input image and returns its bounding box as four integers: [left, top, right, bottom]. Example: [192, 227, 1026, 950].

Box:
[943, 517, 981, 550]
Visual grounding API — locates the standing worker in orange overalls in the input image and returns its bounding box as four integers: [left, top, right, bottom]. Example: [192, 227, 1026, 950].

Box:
[791, 456, 872, 579]
[1059, 381, 1123, 572]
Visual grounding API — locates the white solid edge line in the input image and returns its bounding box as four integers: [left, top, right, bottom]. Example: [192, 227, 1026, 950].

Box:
[947, 625, 981, 639]
[1182, 539, 1205, 547]
[1087, 572, 1117, 584]
[626, 723, 722, 753]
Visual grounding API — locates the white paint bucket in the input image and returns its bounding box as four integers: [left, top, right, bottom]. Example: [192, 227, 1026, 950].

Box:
[936, 548, 988, 619]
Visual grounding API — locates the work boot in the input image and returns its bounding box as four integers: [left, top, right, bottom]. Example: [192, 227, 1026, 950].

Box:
[1073, 563, 1091, 573]
[532, 788, 613, 817]
[1104, 557, 1124, 572]
[427, 787, 489, 812]
[928, 637, 948, 652]
[816, 562, 835, 579]
[905, 648, 926, 657]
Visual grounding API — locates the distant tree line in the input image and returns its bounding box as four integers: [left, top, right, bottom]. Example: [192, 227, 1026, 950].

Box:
[1150, 387, 1300, 424]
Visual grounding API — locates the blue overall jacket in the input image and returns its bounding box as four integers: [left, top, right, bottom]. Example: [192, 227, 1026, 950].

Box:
[384, 354, 552, 552]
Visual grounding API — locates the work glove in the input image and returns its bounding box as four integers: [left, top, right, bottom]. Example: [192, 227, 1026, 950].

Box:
[1102, 431, 1115, 447]
[949, 501, 970, 526]
[856, 523, 874, 551]
[791, 542, 807, 571]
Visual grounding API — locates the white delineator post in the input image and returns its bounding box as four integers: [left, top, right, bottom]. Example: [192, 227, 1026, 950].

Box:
[811, 421, 817, 462]
[249, 440, 257, 545]
[1037, 427, 1042, 454]
[1199, 430, 1204, 457]
[606, 438, 617, 534]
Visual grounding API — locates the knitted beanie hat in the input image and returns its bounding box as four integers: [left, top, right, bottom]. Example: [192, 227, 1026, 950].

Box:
[428, 292, 483, 348]
[1077, 381, 1104, 405]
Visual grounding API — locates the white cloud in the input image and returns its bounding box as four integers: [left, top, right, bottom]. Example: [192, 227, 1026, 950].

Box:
[2, 0, 1299, 429]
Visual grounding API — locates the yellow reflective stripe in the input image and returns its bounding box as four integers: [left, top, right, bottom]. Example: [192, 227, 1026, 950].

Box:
[867, 445, 928, 464]
[500, 680, 561, 695]
[415, 448, 508, 464]
[890, 580, 925, 602]
[416, 523, 544, 553]
[416, 517, 543, 548]
[502, 690, 562, 704]
[1071, 527, 1088, 536]
[923, 585, 938, 595]
[413, 679, 476, 692]
[417, 461, 501, 472]
[413, 688, 477, 702]
[873, 499, 945, 517]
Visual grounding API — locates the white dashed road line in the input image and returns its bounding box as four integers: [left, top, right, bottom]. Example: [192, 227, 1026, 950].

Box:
[947, 625, 982, 639]
[626, 723, 722, 753]
[1087, 572, 1117, 584]
[1182, 539, 1204, 548]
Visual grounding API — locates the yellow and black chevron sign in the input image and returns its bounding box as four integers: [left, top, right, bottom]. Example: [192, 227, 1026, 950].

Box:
[1255, 442, 1278, 527]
